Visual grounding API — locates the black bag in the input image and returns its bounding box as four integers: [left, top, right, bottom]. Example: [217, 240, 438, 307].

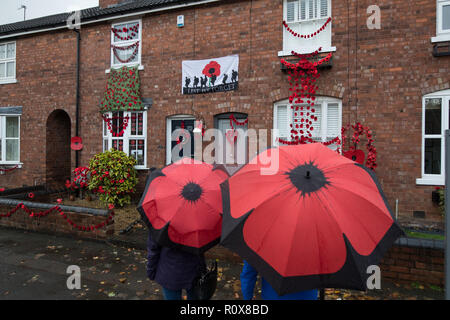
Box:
[192, 260, 218, 300]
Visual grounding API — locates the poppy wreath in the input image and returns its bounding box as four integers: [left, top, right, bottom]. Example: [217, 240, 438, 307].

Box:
[341, 123, 377, 170]
[111, 24, 139, 41]
[282, 17, 332, 39]
[0, 203, 114, 232]
[100, 66, 144, 113]
[202, 61, 221, 86]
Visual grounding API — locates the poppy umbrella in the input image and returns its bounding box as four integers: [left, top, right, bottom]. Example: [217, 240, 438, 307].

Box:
[220, 143, 404, 295]
[138, 158, 229, 255]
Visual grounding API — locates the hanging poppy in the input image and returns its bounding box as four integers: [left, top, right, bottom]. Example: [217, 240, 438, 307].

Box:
[71, 137, 83, 151]
[202, 61, 221, 78]
[343, 149, 366, 165]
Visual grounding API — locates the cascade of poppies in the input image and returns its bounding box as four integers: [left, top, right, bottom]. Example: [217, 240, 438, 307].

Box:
[100, 66, 144, 113]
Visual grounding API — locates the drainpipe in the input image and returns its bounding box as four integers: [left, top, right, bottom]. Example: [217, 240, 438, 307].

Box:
[74, 29, 81, 169]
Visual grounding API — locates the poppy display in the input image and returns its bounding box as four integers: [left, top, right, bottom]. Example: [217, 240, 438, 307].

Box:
[138, 158, 229, 255]
[221, 143, 404, 295]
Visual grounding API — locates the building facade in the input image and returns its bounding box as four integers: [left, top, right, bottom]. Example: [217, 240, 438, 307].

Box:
[0, 0, 449, 223]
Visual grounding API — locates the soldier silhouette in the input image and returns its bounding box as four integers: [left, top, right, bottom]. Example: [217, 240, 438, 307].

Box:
[193, 76, 199, 88]
[200, 75, 207, 88]
[222, 74, 228, 84]
[185, 77, 191, 88]
[231, 70, 238, 83]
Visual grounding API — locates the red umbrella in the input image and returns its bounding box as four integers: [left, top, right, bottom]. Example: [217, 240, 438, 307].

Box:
[221, 143, 404, 295]
[138, 158, 229, 255]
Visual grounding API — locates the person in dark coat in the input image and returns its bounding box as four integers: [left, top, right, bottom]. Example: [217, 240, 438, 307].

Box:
[147, 232, 206, 300]
[241, 260, 318, 300]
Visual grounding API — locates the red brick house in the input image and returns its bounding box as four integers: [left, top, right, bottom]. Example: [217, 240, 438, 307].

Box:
[0, 0, 449, 223]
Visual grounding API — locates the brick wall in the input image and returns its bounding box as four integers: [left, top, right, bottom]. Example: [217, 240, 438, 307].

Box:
[0, 0, 448, 223]
[380, 245, 444, 287]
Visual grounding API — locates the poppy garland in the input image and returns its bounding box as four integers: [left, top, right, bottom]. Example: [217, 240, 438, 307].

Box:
[283, 17, 332, 39]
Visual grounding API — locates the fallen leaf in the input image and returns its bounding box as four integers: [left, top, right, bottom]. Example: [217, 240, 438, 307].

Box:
[119, 278, 127, 283]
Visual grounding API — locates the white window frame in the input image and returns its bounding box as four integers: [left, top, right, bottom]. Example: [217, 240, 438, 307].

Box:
[273, 97, 342, 147]
[166, 115, 196, 165]
[103, 110, 147, 170]
[417, 90, 450, 186]
[0, 114, 20, 165]
[0, 41, 17, 85]
[110, 19, 142, 70]
[279, 0, 335, 56]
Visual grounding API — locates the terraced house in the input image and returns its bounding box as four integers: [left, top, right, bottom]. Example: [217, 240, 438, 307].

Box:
[0, 0, 449, 225]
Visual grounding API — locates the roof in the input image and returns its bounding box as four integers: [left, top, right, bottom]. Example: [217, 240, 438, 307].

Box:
[0, 0, 214, 38]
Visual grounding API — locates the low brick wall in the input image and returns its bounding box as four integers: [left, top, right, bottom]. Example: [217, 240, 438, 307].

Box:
[0, 200, 114, 240]
[208, 241, 445, 288]
[380, 243, 444, 287]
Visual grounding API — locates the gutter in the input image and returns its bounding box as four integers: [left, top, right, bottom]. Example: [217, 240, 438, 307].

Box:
[0, 0, 221, 40]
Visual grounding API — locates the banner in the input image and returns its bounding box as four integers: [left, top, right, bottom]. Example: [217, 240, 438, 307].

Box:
[182, 55, 239, 95]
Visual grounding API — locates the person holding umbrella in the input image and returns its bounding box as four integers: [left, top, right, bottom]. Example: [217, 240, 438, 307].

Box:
[241, 260, 318, 300]
[146, 232, 206, 300]
[138, 159, 229, 300]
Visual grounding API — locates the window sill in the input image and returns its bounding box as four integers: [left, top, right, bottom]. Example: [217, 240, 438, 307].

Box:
[431, 34, 450, 43]
[134, 166, 149, 171]
[0, 79, 18, 85]
[416, 177, 444, 186]
[106, 65, 144, 74]
[278, 47, 336, 57]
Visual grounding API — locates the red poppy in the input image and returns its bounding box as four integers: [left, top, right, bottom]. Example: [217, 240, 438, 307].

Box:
[71, 137, 83, 151]
[108, 204, 115, 210]
[0, 188, 4, 192]
[28, 193, 35, 199]
[202, 61, 221, 78]
[57, 199, 63, 204]
[343, 149, 365, 165]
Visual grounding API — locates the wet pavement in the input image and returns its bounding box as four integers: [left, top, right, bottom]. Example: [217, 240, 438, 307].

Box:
[0, 227, 444, 300]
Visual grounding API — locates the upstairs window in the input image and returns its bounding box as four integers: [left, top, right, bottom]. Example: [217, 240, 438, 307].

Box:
[0, 42, 16, 83]
[111, 20, 141, 68]
[283, 0, 332, 54]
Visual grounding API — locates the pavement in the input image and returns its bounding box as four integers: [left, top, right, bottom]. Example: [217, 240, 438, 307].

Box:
[0, 227, 445, 300]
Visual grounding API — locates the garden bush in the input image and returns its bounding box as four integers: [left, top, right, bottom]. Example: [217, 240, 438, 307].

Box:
[88, 149, 138, 207]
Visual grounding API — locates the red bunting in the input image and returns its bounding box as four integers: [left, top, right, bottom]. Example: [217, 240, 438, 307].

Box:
[282, 17, 332, 39]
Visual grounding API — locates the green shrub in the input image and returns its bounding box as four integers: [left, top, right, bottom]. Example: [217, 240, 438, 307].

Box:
[88, 149, 138, 207]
